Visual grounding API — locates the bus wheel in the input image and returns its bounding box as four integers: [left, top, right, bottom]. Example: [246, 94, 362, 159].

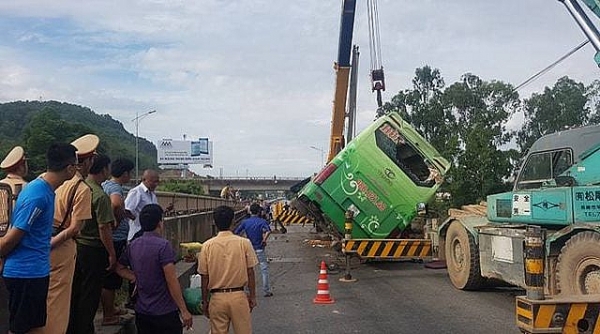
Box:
[445, 221, 484, 290]
[557, 231, 600, 295]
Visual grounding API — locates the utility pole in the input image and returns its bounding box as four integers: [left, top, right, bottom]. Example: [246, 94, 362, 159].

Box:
[133, 110, 157, 182]
[310, 146, 325, 168]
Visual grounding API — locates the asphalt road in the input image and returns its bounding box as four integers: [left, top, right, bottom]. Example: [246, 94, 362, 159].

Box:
[192, 225, 523, 334]
[0, 224, 523, 334]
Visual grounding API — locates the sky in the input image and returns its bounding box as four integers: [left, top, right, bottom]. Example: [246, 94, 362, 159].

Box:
[0, 0, 599, 178]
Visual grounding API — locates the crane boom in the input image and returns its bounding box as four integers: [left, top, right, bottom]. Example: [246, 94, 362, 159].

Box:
[327, 0, 357, 163]
[560, 0, 600, 64]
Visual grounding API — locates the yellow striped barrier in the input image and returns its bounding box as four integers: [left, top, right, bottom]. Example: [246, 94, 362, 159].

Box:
[271, 201, 312, 226]
[344, 239, 432, 260]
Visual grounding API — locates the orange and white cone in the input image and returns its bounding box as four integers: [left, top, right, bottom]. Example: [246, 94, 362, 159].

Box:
[313, 260, 335, 304]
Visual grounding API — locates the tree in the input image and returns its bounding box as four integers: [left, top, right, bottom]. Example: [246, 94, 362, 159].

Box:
[0, 100, 159, 178]
[443, 73, 519, 206]
[380, 69, 518, 206]
[379, 66, 459, 160]
[517, 76, 589, 152]
[586, 79, 600, 125]
[22, 107, 90, 176]
[158, 180, 205, 195]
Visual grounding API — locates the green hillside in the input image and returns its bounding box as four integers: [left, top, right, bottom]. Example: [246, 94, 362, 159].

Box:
[0, 100, 157, 179]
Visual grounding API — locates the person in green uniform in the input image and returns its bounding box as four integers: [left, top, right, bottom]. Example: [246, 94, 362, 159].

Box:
[67, 153, 117, 334]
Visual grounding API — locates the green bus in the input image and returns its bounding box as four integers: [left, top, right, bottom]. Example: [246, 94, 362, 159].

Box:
[293, 112, 450, 239]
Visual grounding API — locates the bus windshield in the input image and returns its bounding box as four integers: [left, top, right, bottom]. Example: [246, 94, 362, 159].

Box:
[375, 123, 435, 187]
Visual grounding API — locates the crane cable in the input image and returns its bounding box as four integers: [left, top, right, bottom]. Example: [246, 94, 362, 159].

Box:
[367, 0, 383, 72]
[514, 40, 590, 92]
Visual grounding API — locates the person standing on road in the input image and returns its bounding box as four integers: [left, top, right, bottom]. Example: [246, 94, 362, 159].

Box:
[1, 143, 78, 334]
[125, 169, 172, 241]
[199, 205, 258, 334]
[116, 204, 193, 333]
[100, 157, 135, 325]
[67, 154, 116, 334]
[234, 203, 273, 298]
[36, 134, 97, 334]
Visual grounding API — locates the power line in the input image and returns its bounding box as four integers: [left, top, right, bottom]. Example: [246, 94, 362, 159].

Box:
[514, 40, 590, 92]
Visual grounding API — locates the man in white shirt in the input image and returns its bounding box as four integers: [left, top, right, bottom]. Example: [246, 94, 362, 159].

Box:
[125, 170, 172, 241]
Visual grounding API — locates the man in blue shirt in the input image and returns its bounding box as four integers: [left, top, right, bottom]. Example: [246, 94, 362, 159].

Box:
[234, 203, 273, 297]
[0, 143, 78, 334]
[101, 157, 135, 324]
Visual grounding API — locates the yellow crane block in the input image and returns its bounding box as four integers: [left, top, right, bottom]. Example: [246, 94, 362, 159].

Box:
[516, 295, 600, 334]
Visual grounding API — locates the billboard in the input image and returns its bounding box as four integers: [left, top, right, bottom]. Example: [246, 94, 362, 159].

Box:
[157, 138, 213, 165]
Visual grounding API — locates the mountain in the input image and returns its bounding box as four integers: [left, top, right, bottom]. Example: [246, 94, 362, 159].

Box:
[0, 100, 157, 178]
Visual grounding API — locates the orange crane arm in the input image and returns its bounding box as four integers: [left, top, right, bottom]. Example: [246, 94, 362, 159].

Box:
[327, 0, 356, 163]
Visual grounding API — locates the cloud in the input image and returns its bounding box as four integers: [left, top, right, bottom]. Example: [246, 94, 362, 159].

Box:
[0, 0, 598, 178]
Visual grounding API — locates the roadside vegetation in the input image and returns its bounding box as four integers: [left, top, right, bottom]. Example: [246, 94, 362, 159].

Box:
[1, 67, 597, 207]
[379, 66, 600, 208]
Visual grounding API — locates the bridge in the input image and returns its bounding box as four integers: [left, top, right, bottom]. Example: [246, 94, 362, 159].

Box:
[159, 171, 308, 198]
[201, 177, 302, 190]
[202, 177, 306, 198]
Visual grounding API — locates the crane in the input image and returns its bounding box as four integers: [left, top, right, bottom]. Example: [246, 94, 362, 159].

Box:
[326, 0, 385, 164]
[559, 0, 600, 65]
[513, 2, 600, 333]
[327, 0, 357, 163]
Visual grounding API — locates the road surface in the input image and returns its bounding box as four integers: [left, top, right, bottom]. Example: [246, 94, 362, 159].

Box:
[191, 224, 522, 334]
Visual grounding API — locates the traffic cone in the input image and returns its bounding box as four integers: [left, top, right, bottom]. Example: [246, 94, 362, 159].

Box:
[313, 260, 335, 304]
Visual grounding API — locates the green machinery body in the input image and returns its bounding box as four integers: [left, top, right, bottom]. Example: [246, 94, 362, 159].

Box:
[440, 124, 600, 295]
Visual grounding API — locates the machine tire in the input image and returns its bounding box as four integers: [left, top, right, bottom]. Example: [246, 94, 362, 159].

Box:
[445, 220, 484, 290]
[556, 231, 600, 295]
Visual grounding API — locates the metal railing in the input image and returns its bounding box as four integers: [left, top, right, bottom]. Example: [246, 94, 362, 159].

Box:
[154, 191, 243, 216]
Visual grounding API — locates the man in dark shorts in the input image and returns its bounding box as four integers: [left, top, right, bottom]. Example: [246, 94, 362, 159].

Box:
[67, 154, 116, 334]
[0, 143, 78, 333]
[101, 157, 135, 324]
